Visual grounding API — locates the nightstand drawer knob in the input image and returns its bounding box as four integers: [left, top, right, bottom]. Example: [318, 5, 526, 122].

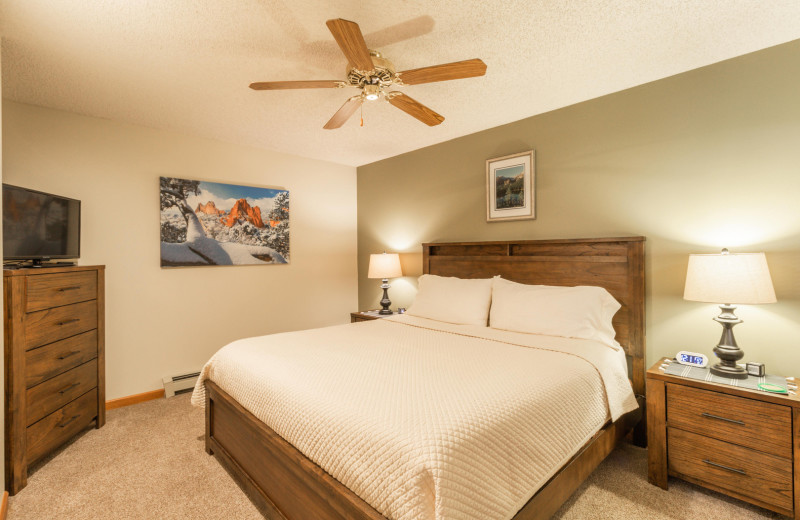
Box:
[700, 412, 745, 426]
[702, 459, 746, 475]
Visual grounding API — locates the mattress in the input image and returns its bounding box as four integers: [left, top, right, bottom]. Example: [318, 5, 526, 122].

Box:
[192, 314, 638, 520]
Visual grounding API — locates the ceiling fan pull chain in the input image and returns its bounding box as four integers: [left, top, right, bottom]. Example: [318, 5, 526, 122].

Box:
[360, 102, 364, 127]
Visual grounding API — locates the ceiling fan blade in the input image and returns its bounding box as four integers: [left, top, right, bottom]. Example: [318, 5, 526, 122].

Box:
[249, 80, 343, 90]
[326, 18, 374, 71]
[387, 93, 444, 126]
[398, 58, 487, 85]
[324, 96, 362, 130]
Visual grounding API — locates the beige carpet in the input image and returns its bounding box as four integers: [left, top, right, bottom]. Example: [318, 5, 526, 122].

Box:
[9, 394, 783, 519]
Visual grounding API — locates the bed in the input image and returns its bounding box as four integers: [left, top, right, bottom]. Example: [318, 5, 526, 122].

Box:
[194, 236, 646, 520]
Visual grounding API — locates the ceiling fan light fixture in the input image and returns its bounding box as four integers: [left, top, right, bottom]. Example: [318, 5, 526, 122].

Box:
[364, 84, 380, 101]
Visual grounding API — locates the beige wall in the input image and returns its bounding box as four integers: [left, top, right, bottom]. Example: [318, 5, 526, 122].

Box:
[357, 40, 800, 374]
[2, 101, 358, 400]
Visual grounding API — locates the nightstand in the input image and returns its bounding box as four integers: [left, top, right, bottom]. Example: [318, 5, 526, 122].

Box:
[350, 311, 393, 323]
[647, 357, 800, 518]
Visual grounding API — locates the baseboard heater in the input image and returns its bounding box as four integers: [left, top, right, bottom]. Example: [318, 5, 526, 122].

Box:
[163, 371, 201, 398]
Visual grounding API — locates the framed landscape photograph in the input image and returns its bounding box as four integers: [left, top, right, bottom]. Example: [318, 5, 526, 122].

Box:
[486, 150, 535, 222]
[160, 176, 289, 267]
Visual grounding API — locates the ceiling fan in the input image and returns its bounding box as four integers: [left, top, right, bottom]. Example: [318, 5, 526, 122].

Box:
[249, 18, 487, 129]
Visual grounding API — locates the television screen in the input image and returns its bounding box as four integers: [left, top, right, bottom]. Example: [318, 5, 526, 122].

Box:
[3, 184, 81, 260]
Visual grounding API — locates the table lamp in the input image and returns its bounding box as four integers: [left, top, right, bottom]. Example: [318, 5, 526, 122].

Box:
[683, 248, 776, 379]
[368, 252, 403, 315]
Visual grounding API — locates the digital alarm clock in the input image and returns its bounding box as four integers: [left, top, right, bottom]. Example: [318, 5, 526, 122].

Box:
[675, 351, 709, 368]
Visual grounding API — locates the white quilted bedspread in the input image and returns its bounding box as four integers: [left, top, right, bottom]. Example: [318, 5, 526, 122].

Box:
[192, 315, 638, 520]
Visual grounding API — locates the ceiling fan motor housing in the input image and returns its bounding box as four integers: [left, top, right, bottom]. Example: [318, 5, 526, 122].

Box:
[346, 51, 397, 91]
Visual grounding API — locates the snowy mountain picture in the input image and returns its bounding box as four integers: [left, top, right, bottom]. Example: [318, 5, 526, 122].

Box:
[160, 177, 289, 267]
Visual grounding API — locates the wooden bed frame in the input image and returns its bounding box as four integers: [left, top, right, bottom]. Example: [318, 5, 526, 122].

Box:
[204, 236, 646, 520]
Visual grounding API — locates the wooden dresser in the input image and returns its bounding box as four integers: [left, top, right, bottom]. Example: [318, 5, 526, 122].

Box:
[4, 265, 105, 495]
[647, 358, 800, 518]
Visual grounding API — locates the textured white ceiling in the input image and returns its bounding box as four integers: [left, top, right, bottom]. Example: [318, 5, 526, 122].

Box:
[2, 1, 800, 167]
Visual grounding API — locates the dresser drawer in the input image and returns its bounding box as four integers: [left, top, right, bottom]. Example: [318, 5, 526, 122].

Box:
[27, 388, 98, 465]
[667, 383, 792, 458]
[24, 300, 98, 350]
[25, 330, 98, 388]
[26, 360, 97, 426]
[25, 271, 97, 313]
[668, 428, 793, 513]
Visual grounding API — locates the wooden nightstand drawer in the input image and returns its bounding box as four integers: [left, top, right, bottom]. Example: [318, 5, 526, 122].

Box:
[667, 383, 792, 458]
[25, 271, 97, 312]
[25, 330, 98, 388]
[26, 360, 98, 426]
[24, 300, 98, 350]
[668, 427, 793, 514]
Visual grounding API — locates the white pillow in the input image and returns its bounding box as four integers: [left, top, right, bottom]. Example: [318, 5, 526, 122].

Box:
[489, 277, 621, 347]
[406, 274, 494, 326]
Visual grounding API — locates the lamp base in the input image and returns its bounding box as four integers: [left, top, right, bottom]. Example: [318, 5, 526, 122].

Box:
[710, 304, 747, 380]
[378, 279, 393, 315]
[709, 362, 748, 380]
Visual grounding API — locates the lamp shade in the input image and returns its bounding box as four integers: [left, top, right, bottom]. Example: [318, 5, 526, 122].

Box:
[684, 251, 776, 304]
[368, 253, 402, 279]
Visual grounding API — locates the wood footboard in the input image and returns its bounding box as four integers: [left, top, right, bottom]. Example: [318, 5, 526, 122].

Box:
[205, 380, 384, 520]
[205, 380, 643, 520]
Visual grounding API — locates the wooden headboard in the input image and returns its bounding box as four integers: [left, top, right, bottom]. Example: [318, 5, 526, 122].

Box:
[422, 236, 646, 397]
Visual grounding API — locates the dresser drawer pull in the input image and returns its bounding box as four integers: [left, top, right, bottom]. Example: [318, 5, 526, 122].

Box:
[57, 318, 80, 326]
[700, 412, 744, 426]
[57, 415, 80, 429]
[702, 459, 746, 475]
[57, 382, 81, 395]
[58, 286, 81, 292]
[57, 350, 81, 360]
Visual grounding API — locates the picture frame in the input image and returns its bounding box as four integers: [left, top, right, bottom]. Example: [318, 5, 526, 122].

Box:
[485, 150, 535, 222]
[159, 176, 290, 267]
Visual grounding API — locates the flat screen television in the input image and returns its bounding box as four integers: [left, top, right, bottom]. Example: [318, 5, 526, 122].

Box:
[2, 184, 81, 262]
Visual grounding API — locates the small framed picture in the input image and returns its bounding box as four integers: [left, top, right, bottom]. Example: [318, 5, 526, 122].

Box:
[486, 150, 535, 222]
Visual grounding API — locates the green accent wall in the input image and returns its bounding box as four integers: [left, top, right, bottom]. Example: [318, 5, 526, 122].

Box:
[357, 39, 800, 372]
